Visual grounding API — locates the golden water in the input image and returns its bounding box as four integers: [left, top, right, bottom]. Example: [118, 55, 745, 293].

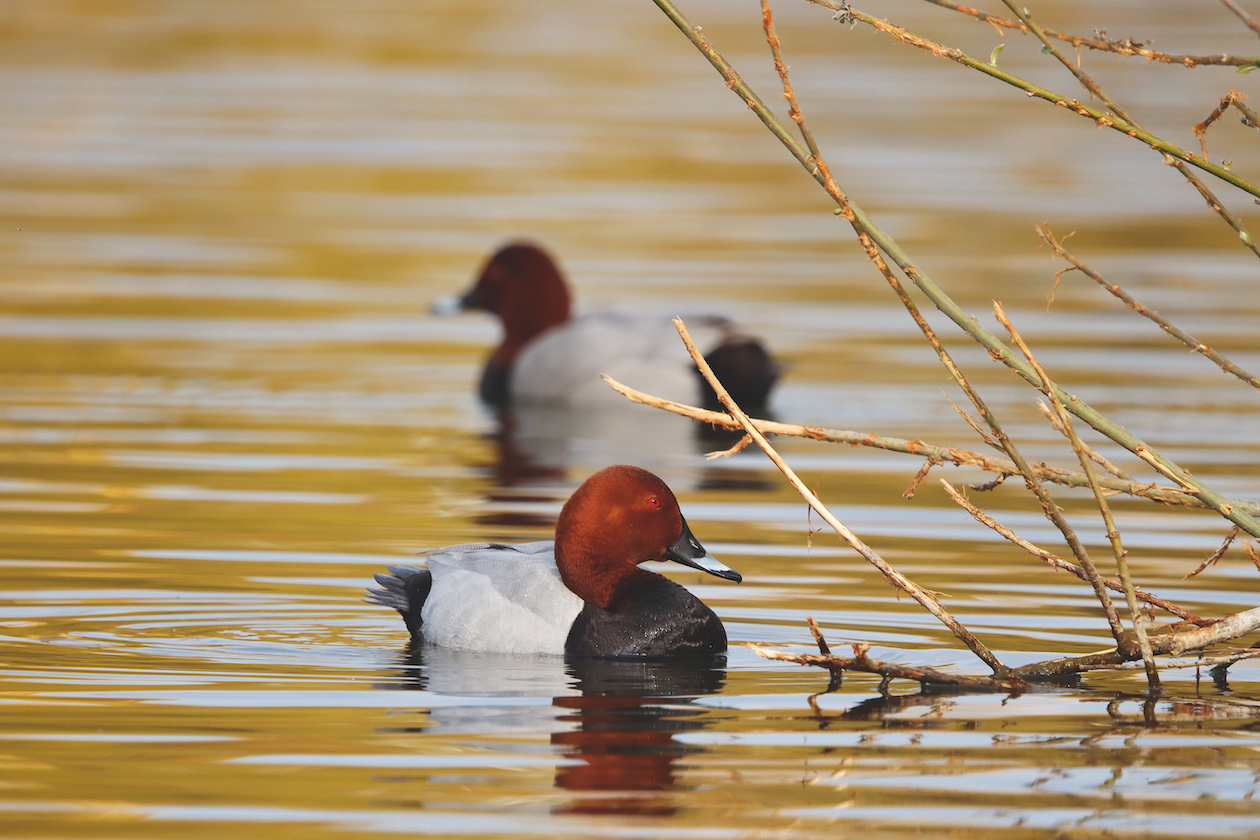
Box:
[2, 1, 1259, 837]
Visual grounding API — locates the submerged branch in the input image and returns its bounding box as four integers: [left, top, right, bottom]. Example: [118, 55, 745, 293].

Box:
[750, 642, 1028, 692]
[754, 617, 1260, 689]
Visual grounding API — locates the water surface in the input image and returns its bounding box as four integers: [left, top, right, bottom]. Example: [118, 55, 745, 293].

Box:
[2, 1, 1259, 837]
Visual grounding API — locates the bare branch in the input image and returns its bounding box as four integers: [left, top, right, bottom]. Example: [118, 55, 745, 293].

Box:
[997, 302, 1160, 688]
[919, 0, 1260, 65]
[1219, 0, 1260, 38]
[671, 316, 1011, 676]
[650, 0, 1260, 537]
[1184, 526, 1241, 580]
[603, 375, 1260, 516]
[940, 479, 1207, 624]
[1038, 225, 1260, 390]
[750, 638, 1027, 692]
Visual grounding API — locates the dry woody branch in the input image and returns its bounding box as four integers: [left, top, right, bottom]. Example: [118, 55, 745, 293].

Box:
[637, 0, 1260, 695]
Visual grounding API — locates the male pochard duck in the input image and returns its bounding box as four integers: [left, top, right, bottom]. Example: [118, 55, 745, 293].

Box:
[368, 465, 741, 658]
[444, 243, 781, 410]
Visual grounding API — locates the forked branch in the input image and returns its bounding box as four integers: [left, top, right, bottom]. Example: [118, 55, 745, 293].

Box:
[920, 0, 1260, 66]
[670, 317, 1012, 677]
[650, 0, 1260, 539]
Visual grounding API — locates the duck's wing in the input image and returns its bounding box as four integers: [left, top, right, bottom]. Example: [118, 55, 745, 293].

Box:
[419, 541, 583, 655]
[512, 313, 777, 409]
[512, 314, 706, 406]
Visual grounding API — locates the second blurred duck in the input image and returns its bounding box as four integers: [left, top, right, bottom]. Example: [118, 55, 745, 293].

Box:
[440, 242, 781, 411]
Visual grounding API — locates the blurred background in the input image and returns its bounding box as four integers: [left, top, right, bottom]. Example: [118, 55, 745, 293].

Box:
[1, 1, 1259, 837]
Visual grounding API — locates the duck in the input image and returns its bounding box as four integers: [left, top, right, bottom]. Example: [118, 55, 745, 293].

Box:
[367, 464, 741, 658]
[441, 242, 781, 411]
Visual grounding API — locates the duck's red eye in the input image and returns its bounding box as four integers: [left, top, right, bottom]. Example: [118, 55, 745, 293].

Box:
[646, 496, 660, 509]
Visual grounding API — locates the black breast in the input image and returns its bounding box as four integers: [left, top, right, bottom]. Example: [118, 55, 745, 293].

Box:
[564, 575, 727, 659]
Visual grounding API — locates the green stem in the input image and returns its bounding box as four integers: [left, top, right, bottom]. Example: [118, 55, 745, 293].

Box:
[821, 2, 1260, 200]
[998, 303, 1159, 687]
[1001, 0, 1260, 259]
[649, 0, 1260, 540]
[921, 0, 1260, 67]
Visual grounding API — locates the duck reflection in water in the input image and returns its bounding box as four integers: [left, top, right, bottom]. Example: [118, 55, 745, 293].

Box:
[551, 657, 726, 818]
[379, 648, 727, 818]
[434, 242, 782, 497]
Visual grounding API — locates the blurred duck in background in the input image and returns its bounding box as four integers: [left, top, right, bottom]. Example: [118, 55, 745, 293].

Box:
[438, 242, 781, 412]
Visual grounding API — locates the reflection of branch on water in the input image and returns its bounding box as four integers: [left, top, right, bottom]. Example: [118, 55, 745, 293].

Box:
[801, 685, 1260, 736]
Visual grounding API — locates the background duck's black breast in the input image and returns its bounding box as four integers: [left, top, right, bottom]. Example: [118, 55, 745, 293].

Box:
[564, 575, 727, 659]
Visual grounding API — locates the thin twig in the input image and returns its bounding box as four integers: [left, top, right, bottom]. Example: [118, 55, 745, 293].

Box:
[1237, 98, 1260, 130]
[812, 0, 1260, 200]
[996, 303, 1160, 689]
[750, 642, 1027, 692]
[1036, 401, 1132, 481]
[705, 434, 753, 459]
[1184, 526, 1240, 580]
[1219, 0, 1260, 38]
[920, 0, 1260, 66]
[903, 458, 937, 498]
[752, 621, 1260, 688]
[672, 316, 1011, 677]
[1000, 2, 1260, 259]
[650, 0, 1260, 539]
[948, 396, 998, 446]
[761, 0, 822, 161]
[939, 479, 1207, 624]
[1194, 90, 1251, 158]
[602, 376, 1260, 516]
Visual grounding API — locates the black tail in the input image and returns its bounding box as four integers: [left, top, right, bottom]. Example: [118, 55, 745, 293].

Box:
[365, 565, 432, 640]
[700, 339, 781, 413]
